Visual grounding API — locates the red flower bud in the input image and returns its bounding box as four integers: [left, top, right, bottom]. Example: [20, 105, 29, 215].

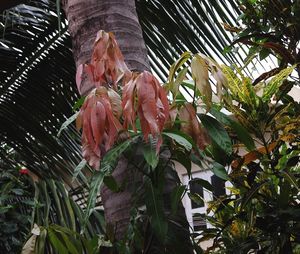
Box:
[19, 167, 29, 175]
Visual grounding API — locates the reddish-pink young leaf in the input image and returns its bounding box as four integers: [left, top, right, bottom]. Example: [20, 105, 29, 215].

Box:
[90, 101, 106, 154]
[107, 88, 122, 119]
[76, 31, 131, 95]
[122, 71, 169, 152]
[136, 74, 160, 136]
[166, 106, 178, 128]
[122, 75, 138, 131]
[79, 87, 124, 169]
[179, 103, 210, 150]
[90, 30, 131, 89]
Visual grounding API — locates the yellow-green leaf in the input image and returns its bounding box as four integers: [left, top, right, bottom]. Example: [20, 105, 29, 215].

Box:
[191, 54, 212, 109]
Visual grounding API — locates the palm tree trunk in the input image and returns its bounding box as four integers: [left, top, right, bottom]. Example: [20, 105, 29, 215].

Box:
[62, 0, 150, 95]
[62, 1, 193, 251]
[62, 0, 151, 241]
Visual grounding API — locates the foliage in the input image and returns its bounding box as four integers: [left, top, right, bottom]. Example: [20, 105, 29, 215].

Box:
[73, 30, 233, 253]
[0, 149, 33, 254]
[19, 177, 106, 254]
[227, 0, 300, 84]
[199, 62, 300, 253]
[1, 1, 300, 253]
[76, 25, 300, 253]
[0, 147, 105, 254]
[0, 0, 243, 183]
[0, 1, 244, 253]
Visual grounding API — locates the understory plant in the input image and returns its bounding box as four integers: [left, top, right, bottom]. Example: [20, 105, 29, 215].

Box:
[54, 22, 300, 253]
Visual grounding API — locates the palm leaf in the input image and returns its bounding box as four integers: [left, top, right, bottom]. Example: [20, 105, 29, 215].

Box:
[0, 0, 251, 185]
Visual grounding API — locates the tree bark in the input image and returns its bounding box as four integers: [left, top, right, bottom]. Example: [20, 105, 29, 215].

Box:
[62, 0, 150, 241]
[62, 0, 150, 95]
[62, 1, 193, 251]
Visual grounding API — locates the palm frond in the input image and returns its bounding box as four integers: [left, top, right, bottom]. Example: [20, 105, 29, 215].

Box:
[0, 1, 88, 183]
[136, 0, 246, 80]
[0, 0, 248, 183]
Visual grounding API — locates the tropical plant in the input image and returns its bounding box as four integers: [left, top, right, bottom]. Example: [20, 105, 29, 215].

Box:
[2, 0, 299, 253]
[21, 178, 106, 254]
[0, 2, 244, 247]
[63, 29, 236, 253]
[228, 0, 300, 82]
[0, 147, 33, 254]
[0, 0, 244, 181]
[195, 2, 300, 252]
[196, 63, 300, 253]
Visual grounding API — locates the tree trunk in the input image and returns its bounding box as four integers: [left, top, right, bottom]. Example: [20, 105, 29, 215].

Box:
[62, 0, 150, 95]
[62, 1, 193, 251]
[62, 0, 151, 241]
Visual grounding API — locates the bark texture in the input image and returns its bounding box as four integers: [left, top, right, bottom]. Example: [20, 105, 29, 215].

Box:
[99, 156, 137, 241]
[63, 1, 192, 250]
[62, 0, 150, 95]
[62, 0, 150, 240]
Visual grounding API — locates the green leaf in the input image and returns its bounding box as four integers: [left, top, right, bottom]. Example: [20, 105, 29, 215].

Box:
[163, 131, 193, 151]
[188, 192, 204, 207]
[192, 178, 213, 191]
[170, 67, 188, 97]
[48, 228, 68, 254]
[72, 96, 86, 111]
[230, 120, 255, 151]
[168, 51, 192, 83]
[262, 66, 295, 102]
[259, 48, 271, 61]
[72, 159, 87, 182]
[171, 185, 186, 214]
[145, 179, 168, 242]
[0, 205, 12, 214]
[56, 182, 76, 231]
[83, 137, 138, 229]
[281, 171, 300, 192]
[241, 181, 268, 209]
[198, 114, 232, 155]
[11, 188, 24, 195]
[53, 228, 80, 254]
[83, 170, 105, 229]
[48, 180, 66, 227]
[210, 107, 255, 151]
[36, 229, 47, 254]
[100, 136, 139, 172]
[142, 137, 158, 169]
[41, 181, 51, 227]
[57, 111, 79, 137]
[174, 150, 192, 177]
[212, 162, 229, 180]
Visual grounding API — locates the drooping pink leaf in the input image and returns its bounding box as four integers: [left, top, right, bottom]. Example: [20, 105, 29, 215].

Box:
[179, 103, 210, 150]
[122, 75, 138, 131]
[76, 31, 131, 95]
[90, 31, 131, 89]
[79, 87, 124, 169]
[122, 71, 169, 152]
